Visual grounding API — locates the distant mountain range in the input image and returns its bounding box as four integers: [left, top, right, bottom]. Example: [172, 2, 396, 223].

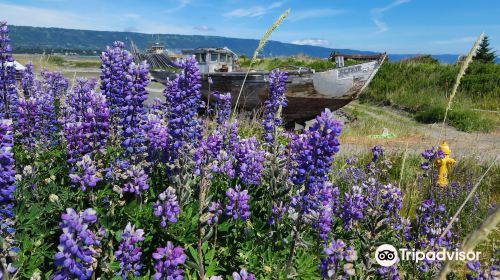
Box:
[9, 25, 467, 64]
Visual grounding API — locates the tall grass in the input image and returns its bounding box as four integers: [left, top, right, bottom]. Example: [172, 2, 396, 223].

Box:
[437, 33, 483, 144]
[232, 9, 290, 118]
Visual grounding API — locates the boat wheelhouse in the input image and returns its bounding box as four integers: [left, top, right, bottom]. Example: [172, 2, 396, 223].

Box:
[146, 42, 166, 54]
[182, 47, 238, 73]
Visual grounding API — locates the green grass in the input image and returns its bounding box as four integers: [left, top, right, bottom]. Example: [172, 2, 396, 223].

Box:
[71, 60, 102, 68]
[341, 102, 421, 137]
[45, 55, 102, 68]
[361, 61, 500, 132]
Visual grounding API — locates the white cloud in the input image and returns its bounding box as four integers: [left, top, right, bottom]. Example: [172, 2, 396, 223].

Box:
[372, 18, 388, 33]
[194, 25, 215, 32]
[371, 0, 410, 34]
[224, 7, 267, 18]
[0, 3, 97, 30]
[269, 1, 285, 9]
[0, 3, 194, 35]
[371, 0, 410, 14]
[290, 9, 346, 22]
[291, 39, 330, 47]
[165, 0, 191, 13]
[432, 36, 476, 45]
[223, 1, 284, 18]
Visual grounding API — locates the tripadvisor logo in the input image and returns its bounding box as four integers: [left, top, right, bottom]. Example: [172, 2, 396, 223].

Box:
[374, 244, 482, 267]
[375, 244, 398, 267]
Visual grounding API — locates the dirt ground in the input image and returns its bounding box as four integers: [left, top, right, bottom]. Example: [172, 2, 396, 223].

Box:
[336, 102, 499, 164]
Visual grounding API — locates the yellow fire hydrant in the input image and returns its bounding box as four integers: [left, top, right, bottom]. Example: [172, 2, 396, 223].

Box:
[435, 141, 456, 187]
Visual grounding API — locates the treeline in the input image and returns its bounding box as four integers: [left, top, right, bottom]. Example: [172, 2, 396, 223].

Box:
[13, 46, 100, 55]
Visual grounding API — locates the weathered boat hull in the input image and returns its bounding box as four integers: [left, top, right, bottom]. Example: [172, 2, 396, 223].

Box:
[150, 56, 385, 123]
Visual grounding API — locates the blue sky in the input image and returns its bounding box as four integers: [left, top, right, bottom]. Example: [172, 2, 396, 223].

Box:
[0, 0, 498, 54]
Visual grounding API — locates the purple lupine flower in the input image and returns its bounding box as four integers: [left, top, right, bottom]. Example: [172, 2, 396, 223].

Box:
[321, 243, 358, 277]
[320, 239, 347, 278]
[61, 78, 109, 163]
[164, 56, 204, 160]
[408, 199, 457, 274]
[0, 21, 18, 119]
[100, 41, 135, 114]
[152, 242, 186, 280]
[153, 187, 181, 228]
[29, 80, 58, 145]
[206, 201, 222, 225]
[40, 69, 68, 99]
[225, 185, 251, 221]
[201, 120, 238, 177]
[51, 208, 100, 280]
[421, 146, 436, 171]
[149, 97, 165, 112]
[15, 97, 41, 151]
[145, 113, 168, 152]
[232, 269, 255, 280]
[107, 159, 149, 196]
[21, 62, 35, 97]
[414, 199, 455, 249]
[379, 183, 403, 229]
[115, 222, 145, 279]
[287, 109, 343, 249]
[193, 131, 224, 176]
[268, 201, 287, 225]
[317, 183, 340, 240]
[233, 137, 265, 185]
[0, 119, 16, 277]
[100, 50, 150, 192]
[371, 145, 384, 162]
[121, 163, 149, 195]
[289, 109, 342, 189]
[466, 261, 481, 273]
[120, 60, 149, 156]
[262, 69, 288, 143]
[377, 265, 401, 280]
[0, 119, 15, 203]
[339, 185, 368, 230]
[465, 262, 499, 280]
[69, 155, 103, 191]
[212, 91, 231, 125]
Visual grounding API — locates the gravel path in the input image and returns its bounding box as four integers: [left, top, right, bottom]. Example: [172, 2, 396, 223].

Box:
[338, 103, 499, 163]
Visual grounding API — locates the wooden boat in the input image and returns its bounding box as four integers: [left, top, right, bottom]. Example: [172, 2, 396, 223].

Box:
[139, 47, 386, 123]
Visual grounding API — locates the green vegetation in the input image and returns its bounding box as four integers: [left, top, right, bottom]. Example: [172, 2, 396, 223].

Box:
[46, 55, 102, 68]
[238, 55, 360, 71]
[400, 54, 440, 64]
[46, 55, 65, 66]
[361, 62, 500, 132]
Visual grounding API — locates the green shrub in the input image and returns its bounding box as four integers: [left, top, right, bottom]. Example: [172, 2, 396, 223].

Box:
[72, 60, 102, 68]
[414, 104, 445, 123]
[448, 109, 496, 132]
[47, 56, 65, 66]
[415, 105, 496, 132]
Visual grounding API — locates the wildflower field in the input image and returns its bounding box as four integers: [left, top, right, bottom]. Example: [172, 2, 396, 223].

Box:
[0, 20, 499, 280]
